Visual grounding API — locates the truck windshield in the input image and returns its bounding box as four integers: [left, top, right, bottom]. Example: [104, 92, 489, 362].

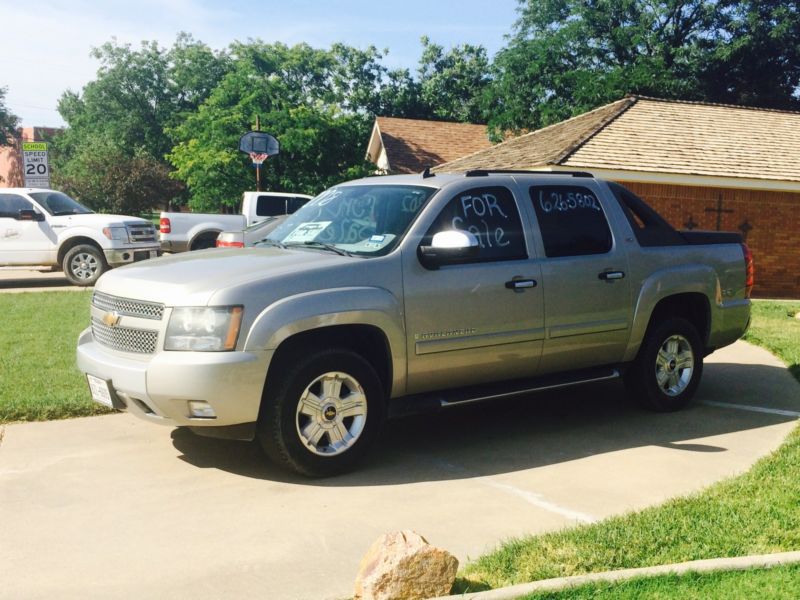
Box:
[260, 184, 437, 256]
[29, 191, 93, 216]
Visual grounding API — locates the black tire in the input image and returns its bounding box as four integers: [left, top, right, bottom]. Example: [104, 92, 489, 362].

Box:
[257, 348, 385, 477]
[62, 244, 108, 286]
[625, 317, 704, 412]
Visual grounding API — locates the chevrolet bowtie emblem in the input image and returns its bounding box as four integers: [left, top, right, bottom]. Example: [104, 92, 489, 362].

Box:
[102, 311, 122, 327]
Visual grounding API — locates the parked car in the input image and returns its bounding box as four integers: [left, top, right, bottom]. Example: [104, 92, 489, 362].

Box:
[0, 188, 160, 286]
[77, 171, 753, 476]
[160, 191, 312, 252]
[216, 216, 288, 248]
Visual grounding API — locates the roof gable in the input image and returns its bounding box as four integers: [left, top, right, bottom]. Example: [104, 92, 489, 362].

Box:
[370, 117, 491, 174]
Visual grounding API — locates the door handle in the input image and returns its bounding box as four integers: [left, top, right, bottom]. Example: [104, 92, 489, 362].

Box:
[598, 270, 625, 281]
[505, 278, 537, 290]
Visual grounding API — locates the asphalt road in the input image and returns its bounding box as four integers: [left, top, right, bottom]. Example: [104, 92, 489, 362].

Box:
[1, 341, 798, 600]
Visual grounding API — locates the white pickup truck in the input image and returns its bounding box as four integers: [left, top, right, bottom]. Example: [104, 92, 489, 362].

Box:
[0, 188, 160, 286]
[159, 191, 312, 252]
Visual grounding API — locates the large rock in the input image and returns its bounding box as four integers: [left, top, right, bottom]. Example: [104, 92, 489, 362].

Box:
[353, 530, 459, 600]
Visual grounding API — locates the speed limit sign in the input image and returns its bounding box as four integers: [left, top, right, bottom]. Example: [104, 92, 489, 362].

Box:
[22, 141, 50, 188]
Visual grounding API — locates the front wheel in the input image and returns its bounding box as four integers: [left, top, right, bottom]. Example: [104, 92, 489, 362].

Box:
[625, 317, 704, 412]
[257, 348, 385, 477]
[62, 244, 108, 286]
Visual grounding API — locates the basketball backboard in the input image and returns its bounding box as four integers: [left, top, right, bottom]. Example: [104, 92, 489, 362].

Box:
[239, 131, 280, 156]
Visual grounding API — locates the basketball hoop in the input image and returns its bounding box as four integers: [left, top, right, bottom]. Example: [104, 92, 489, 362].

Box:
[249, 152, 269, 167]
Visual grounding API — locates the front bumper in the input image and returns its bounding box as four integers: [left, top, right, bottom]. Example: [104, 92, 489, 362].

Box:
[104, 245, 162, 267]
[76, 327, 272, 437]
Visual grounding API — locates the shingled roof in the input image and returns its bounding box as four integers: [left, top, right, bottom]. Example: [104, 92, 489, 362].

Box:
[366, 116, 491, 174]
[435, 96, 800, 185]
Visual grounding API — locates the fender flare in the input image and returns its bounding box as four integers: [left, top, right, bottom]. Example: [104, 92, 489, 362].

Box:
[623, 264, 718, 362]
[244, 286, 407, 396]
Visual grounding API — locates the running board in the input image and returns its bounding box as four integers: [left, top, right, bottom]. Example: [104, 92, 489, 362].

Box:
[388, 366, 621, 418]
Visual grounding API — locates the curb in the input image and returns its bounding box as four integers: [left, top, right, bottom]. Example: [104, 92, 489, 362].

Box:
[433, 551, 800, 599]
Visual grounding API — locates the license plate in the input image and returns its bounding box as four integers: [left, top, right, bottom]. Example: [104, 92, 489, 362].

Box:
[149, 250, 158, 259]
[87, 374, 113, 407]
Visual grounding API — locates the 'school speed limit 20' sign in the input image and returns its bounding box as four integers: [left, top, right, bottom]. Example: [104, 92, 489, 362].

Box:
[22, 141, 50, 188]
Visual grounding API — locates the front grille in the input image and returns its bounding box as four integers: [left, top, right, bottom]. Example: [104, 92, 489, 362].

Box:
[92, 318, 158, 354]
[126, 222, 157, 243]
[92, 291, 164, 320]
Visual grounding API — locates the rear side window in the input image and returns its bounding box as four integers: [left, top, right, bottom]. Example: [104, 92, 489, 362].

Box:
[529, 185, 612, 257]
[287, 196, 309, 213]
[607, 182, 685, 247]
[256, 195, 292, 217]
[0, 194, 33, 218]
[424, 186, 527, 262]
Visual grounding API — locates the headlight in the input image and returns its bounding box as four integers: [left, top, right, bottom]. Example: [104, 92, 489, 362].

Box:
[102, 226, 129, 241]
[165, 306, 243, 351]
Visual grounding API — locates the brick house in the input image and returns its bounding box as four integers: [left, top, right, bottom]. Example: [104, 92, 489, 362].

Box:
[366, 116, 491, 174]
[434, 96, 800, 298]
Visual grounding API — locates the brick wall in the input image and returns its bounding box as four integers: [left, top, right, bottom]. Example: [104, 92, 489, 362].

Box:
[620, 181, 800, 299]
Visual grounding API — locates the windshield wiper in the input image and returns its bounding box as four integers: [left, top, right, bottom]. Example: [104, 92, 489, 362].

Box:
[256, 238, 287, 249]
[285, 241, 353, 257]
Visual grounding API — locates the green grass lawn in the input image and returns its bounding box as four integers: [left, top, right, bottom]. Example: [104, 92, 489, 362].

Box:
[455, 299, 800, 593]
[0, 291, 109, 423]
[520, 563, 800, 599]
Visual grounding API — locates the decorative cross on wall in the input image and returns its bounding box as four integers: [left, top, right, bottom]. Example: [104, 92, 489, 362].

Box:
[704, 194, 734, 231]
[738, 219, 753, 241]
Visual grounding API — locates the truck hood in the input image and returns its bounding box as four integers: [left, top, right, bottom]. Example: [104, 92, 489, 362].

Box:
[51, 213, 150, 227]
[95, 247, 351, 306]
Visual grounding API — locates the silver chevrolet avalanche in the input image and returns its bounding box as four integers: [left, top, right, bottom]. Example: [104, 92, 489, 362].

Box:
[77, 171, 752, 476]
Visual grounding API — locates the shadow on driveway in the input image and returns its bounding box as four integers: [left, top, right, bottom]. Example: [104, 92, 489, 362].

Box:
[170, 360, 799, 486]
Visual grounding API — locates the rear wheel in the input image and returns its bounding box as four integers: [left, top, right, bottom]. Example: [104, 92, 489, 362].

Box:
[257, 348, 384, 477]
[190, 234, 218, 250]
[62, 244, 108, 286]
[625, 317, 704, 412]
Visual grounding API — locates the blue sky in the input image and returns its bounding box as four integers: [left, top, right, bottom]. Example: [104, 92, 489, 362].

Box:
[0, 0, 520, 127]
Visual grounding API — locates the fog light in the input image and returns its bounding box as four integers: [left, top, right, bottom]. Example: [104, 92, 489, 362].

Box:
[188, 401, 216, 418]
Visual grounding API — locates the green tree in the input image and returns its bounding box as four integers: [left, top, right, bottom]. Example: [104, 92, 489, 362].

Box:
[168, 43, 373, 212]
[418, 36, 491, 123]
[55, 139, 184, 214]
[702, 1, 800, 109]
[0, 87, 19, 147]
[489, 1, 719, 133]
[52, 34, 229, 212]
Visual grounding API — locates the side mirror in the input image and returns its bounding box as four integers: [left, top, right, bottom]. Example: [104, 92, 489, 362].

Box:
[418, 230, 480, 270]
[17, 209, 45, 222]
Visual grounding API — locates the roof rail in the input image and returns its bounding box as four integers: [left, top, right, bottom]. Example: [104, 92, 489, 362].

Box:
[464, 169, 594, 178]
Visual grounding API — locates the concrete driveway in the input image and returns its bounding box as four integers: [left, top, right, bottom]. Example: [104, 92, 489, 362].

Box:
[1, 342, 798, 600]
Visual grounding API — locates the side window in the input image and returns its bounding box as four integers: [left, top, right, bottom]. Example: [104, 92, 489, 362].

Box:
[287, 196, 310, 214]
[0, 194, 33, 219]
[425, 186, 527, 262]
[256, 195, 291, 217]
[529, 185, 612, 257]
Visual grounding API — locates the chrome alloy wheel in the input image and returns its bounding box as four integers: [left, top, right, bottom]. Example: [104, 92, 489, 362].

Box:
[655, 334, 694, 397]
[69, 252, 100, 280]
[295, 371, 367, 456]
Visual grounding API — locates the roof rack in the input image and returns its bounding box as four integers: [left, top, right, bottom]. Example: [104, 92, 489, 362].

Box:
[464, 169, 594, 178]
